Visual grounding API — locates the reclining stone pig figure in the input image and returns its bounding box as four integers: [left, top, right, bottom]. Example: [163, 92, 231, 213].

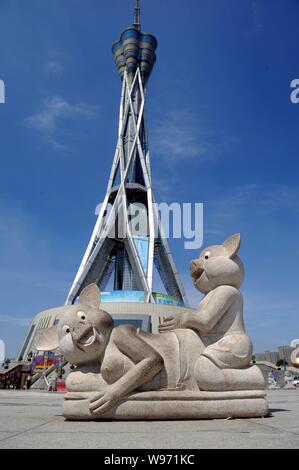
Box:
[36, 284, 204, 416]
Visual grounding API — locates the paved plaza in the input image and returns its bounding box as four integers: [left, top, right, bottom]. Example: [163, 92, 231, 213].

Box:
[0, 389, 298, 449]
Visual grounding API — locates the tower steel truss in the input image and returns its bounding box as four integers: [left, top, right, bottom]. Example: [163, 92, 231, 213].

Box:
[66, 17, 188, 308]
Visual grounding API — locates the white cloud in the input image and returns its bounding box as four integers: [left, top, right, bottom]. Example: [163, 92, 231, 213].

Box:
[207, 183, 299, 229]
[248, 1, 263, 36]
[153, 175, 179, 200]
[0, 316, 31, 328]
[26, 96, 98, 133]
[45, 61, 64, 76]
[25, 96, 99, 151]
[209, 184, 257, 221]
[204, 228, 224, 236]
[261, 184, 299, 212]
[151, 111, 220, 163]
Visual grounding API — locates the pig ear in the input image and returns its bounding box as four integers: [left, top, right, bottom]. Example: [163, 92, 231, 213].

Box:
[34, 327, 59, 352]
[79, 284, 100, 308]
[223, 233, 241, 258]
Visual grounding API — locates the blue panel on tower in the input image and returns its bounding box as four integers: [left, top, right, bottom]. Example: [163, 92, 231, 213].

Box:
[133, 236, 149, 274]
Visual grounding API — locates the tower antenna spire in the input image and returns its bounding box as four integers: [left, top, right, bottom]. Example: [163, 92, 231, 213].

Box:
[133, 0, 141, 30]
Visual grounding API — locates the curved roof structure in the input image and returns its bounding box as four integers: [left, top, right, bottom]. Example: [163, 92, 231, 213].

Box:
[112, 26, 158, 81]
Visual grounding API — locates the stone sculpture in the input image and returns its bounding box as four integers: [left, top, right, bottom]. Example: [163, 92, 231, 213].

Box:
[36, 233, 268, 420]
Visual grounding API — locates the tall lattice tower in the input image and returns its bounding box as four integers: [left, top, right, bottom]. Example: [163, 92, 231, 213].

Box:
[66, 1, 189, 309]
[17, 1, 193, 361]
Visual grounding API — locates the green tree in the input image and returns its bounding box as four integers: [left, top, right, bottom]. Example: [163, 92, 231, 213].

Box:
[276, 359, 288, 367]
[4, 358, 11, 369]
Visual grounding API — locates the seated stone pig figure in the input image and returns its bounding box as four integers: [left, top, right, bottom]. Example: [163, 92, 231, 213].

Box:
[36, 284, 204, 417]
[159, 233, 265, 391]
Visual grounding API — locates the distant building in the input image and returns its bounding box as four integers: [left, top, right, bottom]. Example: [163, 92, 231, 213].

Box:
[265, 350, 279, 364]
[255, 346, 295, 366]
[254, 351, 278, 364]
[278, 345, 295, 365]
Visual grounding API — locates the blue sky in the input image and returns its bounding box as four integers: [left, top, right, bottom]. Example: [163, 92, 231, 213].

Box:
[0, 0, 298, 357]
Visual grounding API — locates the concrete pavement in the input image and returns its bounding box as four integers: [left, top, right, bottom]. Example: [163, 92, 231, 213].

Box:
[0, 389, 298, 449]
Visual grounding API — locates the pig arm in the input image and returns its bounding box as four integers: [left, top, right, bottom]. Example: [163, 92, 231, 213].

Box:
[159, 286, 237, 334]
[90, 325, 163, 415]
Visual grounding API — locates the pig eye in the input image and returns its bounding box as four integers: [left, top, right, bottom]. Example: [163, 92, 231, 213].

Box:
[204, 251, 211, 260]
[63, 325, 70, 334]
[77, 311, 86, 320]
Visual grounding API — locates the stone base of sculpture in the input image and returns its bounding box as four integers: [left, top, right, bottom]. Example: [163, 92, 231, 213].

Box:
[63, 389, 268, 421]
